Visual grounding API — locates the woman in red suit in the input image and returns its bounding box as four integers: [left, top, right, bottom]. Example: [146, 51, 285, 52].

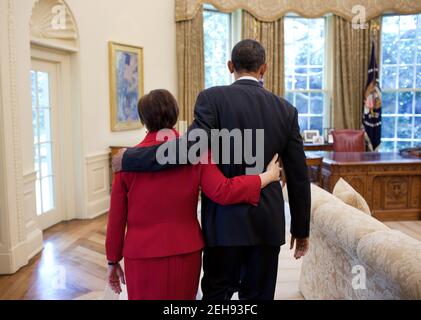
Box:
[106, 89, 280, 300]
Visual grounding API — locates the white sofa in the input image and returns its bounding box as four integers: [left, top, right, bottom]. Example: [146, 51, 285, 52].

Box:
[292, 184, 421, 300]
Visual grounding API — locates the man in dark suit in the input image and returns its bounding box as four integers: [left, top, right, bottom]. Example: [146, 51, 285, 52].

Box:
[112, 40, 311, 300]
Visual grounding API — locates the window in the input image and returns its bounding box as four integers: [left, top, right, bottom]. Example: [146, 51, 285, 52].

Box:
[284, 17, 327, 135]
[31, 70, 55, 215]
[380, 14, 421, 152]
[203, 4, 233, 89]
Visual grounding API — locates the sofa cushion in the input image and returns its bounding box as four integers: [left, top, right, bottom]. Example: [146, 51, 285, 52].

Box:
[314, 201, 389, 256]
[333, 178, 371, 215]
[357, 230, 421, 300]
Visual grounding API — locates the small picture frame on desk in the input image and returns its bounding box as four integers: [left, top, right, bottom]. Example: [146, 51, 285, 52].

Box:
[303, 130, 320, 143]
[312, 136, 325, 144]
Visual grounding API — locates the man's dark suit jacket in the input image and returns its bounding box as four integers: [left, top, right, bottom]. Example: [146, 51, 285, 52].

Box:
[122, 79, 311, 247]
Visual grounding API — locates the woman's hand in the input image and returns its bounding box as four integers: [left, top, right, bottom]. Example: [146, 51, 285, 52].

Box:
[107, 263, 126, 294]
[259, 154, 281, 189]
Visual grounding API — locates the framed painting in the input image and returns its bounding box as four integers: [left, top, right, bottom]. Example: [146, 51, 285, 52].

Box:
[109, 42, 144, 131]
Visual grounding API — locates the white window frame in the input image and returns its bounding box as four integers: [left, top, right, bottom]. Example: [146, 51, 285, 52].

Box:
[284, 15, 333, 134]
[380, 14, 421, 151]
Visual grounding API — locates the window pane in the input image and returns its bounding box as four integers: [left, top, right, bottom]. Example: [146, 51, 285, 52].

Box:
[298, 116, 309, 131]
[309, 68, 323, 90]
[40, 143, 54, 178]
[382, 40, 398, 65]
[33, 109, 39, 144]
[416, 92, 421, 114]
[38, 109, 52, 143]
[41, 177, 55, 213]
[294, 68, 307, 90]
[399, 15, 417, 39]
[398, 92, 414, 114]
[396, 141, 413, 150]
[37, 72, 50, 107]
[381, 141, 395, 152]
[397, 116, 412, 139]
[309, 117, 323, 133]
[399, 40, 416, 64]
[382, 66, 397, 89]
[398, 66, 414, 88]
[285, 67, 294, 90]
[382, 92, 397, 114]
[416, 66, 421, 88]
[414, 117, 421, 139]
[396, 141, 413, 151]
[295, 92, 309, 114]
[417, 38, 421, 64]
[382, 117, 396, 138]
[204, 9, 231, 89]
[310, 92, 324, 114]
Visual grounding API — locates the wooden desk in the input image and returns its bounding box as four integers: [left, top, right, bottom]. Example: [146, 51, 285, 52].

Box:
[304, 143, 334, 152]
[109, 146, 129, 187]
[312, 152, 421, 221]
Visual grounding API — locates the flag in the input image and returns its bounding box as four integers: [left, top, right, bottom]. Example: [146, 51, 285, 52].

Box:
[363, 41, 382, 151]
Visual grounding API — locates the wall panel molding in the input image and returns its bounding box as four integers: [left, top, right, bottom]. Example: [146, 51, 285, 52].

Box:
[7, 0, 26, 244]
[22, 171, 43, 261]
[85, 153, 110, 219]
[30, 0, 79, 51]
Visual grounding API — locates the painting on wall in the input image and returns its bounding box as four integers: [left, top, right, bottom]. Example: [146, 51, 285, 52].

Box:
[109, 42, 144, 131]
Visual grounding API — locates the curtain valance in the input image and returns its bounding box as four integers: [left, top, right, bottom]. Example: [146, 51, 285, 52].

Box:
[176, 0, 421, 22]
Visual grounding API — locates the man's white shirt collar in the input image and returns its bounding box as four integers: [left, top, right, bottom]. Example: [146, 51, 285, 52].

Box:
[236, 76, 259, 83]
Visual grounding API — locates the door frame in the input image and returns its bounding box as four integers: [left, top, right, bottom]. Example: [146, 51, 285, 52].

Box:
[31, 46, 76, 229]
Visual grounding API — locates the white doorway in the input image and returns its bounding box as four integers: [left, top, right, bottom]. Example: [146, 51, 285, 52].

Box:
[31, 58, 64, 230]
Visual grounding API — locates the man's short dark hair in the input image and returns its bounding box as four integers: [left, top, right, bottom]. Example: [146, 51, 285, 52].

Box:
[137, 89, 179, 132]
[231, 39, 266, 73]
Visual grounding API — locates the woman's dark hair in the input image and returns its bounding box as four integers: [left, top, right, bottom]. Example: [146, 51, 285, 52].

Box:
[231, 39, 266, 72]
[137, 89, 179, 132]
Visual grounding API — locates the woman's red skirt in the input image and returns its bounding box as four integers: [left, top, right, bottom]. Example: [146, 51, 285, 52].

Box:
[124, 250, 202, 300]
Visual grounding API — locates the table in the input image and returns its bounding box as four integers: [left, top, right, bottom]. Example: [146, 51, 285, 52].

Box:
[311, 152, 421, 221]
[304, 143, 334, 152]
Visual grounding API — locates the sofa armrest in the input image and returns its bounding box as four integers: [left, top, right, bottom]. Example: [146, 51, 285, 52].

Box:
[313, 202, 389, 256]
[357, 230, 421, 300]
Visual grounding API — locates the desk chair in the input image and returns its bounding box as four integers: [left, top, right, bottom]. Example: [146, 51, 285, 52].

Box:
[332, 130, 366, 152]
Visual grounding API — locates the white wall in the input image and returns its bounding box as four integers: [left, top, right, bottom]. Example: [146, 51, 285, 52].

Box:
[68, 0, 177, 154]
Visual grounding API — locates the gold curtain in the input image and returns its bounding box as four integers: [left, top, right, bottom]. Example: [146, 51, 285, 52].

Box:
[176, 7, 205, 126]
[242, 11, 284, 97]
[332, 15, 381, 130]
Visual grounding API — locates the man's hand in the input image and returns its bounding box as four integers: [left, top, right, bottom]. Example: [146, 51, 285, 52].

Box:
[108, 263, 126, 294]
[290, 237, 309, 260]
[112, 148, 127, 173]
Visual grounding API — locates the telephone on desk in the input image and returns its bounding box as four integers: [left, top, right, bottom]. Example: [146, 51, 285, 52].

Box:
[399, 147, 421, 158]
